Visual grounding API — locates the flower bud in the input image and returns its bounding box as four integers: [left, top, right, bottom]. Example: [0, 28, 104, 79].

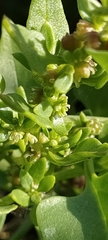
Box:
[62, 33, 78, 51]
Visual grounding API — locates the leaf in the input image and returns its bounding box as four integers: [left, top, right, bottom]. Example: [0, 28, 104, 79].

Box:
[20, 169, 33, 191]
[48, 138, 108, 166]
[77, 0, 102, 21]
[36, 179, 108, 240]
[0, 108, 17, 124]
[0, 194, 14, 206]
[13, 52, 31, 71]
[100, 0, 108, 8]
[0, 214, 6, 232]
[24, 111, 53, 129]
[41, 21, 56, 54]
[0, 204, 18, 214]
[33, 100, 53, 118]
[27, 0, 69, 42]
[0, 74, 6, 93]
[53, 117, 68, 136]
[0, 20, 36, 97]
[54, 72, 73, 94]
[0, 93, 30, 113]
[0, 25, 18, 93]
[29, 158, 47, 184]
[38, 175, 56, 192]
[10, 189, 30, 207]
[68, 130, 82, 148]
[3, 17, 60, 75]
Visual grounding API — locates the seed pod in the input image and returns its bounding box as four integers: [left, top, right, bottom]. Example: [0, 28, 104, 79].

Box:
[62, 33, 78, 51]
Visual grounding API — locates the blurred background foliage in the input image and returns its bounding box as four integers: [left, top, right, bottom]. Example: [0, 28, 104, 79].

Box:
[0, 0, 108, 117]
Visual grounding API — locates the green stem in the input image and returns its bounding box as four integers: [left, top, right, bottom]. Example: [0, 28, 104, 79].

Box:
[9, 216, 33, 240]
[84, 158, 95, 181]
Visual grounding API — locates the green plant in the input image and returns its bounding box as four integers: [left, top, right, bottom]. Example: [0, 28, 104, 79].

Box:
[0, 0, 108, 239]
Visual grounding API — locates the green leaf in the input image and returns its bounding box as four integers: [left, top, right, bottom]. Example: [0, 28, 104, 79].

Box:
[13, 52, 31, 71]
[27, 0, 69, 42]
[0, 214, 6, 232]
[0, 74, 6, 93]
[0, 93, 30, 113]
[54, 72, 73, 94]
[0, 25, 18, 93]
[38, 175, 56, 192]
[53, 117, 68, 136]
[48, 138, 108, 166]
[77, 0, 102, 21]
[3, 17, 59, 75]
[68, 130, 82, 148]
[33, 100, 53, 118]
[0, 194, 14, 206]
[10, 189, 30, 207]
[20, 169, 33, 191]
[0, 19, 37, 97]
[0, 108, 17, 124]
[41, 21, 56, 54]
[100, 0, 108, 8]
[0, 204, 18, 214]
[29, 158, 47, 184]
[36, 179, 108, 240]
[24, 111, 52, 129]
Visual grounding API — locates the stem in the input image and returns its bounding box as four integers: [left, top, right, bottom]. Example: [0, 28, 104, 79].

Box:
[9, 216, 33, 240]
[84, 158, 95, 181]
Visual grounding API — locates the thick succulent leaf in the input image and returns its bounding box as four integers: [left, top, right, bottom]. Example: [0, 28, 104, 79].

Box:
[20, 169, 33, 191]
[53, 117, 68, 136]
[0, 26, 18, 93]
[33, 100, 53, 118]
[10, 189, 30, 207]
[25, 111, 53, 128]
[0, 204, 18, 214]
[0, 21, 36, 97]
[27, 0, 69, 41]
[36, 179, 108, 240]
[29, 158, 47, 184]
[3, 17, 58, 74]
[0, 93, 30, 113]
[37, 175, 56, 192]
[48, 138, 108, 166]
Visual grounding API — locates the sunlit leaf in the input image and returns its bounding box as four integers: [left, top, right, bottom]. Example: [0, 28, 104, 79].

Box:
[27, 0, 69, 41]
[0, 204, 18, 214]
[37, 179, 108, 240]
[10, 189, 30, 207]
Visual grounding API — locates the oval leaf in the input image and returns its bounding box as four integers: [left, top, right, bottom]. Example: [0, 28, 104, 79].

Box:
[10, 189, 30, 207]
[36, 181, 108, 240]
[27, 0, 69, 41]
